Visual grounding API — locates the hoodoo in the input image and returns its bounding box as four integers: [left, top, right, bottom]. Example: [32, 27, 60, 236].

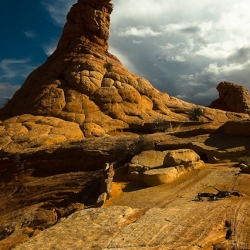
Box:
[209, 81, 250, 113]
[1, 0, 186, 137]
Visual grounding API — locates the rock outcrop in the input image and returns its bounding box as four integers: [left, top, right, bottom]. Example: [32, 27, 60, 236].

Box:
[0, 0, 184, 136]
[209, 81, 250, 113]
[221, 120, 250, 136]
[2, 0, 250, 249]
[1, 1, 249, 138]
[14, 165, 250, 250]
[128, 149, 203, 186]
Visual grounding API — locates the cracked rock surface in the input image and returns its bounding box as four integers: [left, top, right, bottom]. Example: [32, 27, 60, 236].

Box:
[14, 164, 250, 250]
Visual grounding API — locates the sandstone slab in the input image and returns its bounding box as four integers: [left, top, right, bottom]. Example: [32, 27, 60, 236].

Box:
[163, 149, 200, 167]
[221, 120, 250, 136]
[13, 164, 250, 250]
[128, 150, 170, 178]
[142, 167, 178, 186]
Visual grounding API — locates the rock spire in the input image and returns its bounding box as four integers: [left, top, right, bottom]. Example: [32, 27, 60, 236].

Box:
[2, 0, 245, 137]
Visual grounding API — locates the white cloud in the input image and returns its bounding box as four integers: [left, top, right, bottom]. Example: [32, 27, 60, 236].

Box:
[186, 81, 205, 87]
[112, 0, 173, 21]
[24, 31, 36, 38]
[118, 26, 162, 37]
[166, 55, 186, 62]
[41, 0, 76, 26]
[0, 58, 31, 79]
[195, 42, 237, 59]
[204, 62, 247, 75]
[43, 41, 57, 56]
[0, 83, 21, 108]
[160, 43, 175, 50]
[161, 22, 200, 34]
[0, 83, 20, 97]
[133, 40, 142, 44]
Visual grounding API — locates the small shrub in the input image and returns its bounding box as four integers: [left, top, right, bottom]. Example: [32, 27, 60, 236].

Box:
[152, 116, 180, 132]
[238, 156, 250, 166]
[152, 116, 169, 132]
[104, 62, 113, 71]
[188, 107, 203, 121]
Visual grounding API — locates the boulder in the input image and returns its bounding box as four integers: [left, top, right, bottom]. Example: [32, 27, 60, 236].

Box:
[221, 120, 250, 136]
[142, 167, 178, 186]
[163, 149, 200, 167]
[129, 150, 170, 172]
[128, 149, 204, 185]
[209, 81, 250, 113]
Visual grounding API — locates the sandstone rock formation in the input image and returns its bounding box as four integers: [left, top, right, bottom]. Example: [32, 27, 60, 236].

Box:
[1, 121, 250, 248]
[1, 1, 248, 138]
[0, 0, 183, 136]
[221, 120, 250, 136]
[14, 165, 250, 250]
[209, 81, 250, 113]
[128, 149, 204, 186]
[163, 149, 200, 167]
[2, 0, 250, 249]
[142, 167, 178, 186]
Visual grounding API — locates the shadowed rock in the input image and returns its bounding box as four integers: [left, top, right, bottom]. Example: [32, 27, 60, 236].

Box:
[209, 81, 250, 113]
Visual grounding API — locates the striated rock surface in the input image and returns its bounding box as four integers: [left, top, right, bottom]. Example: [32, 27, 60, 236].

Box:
[209, 81, 250, 113]
[128, 149, 203, 186]
[1, 121, 250, 248]
[14, 165, 250, 250]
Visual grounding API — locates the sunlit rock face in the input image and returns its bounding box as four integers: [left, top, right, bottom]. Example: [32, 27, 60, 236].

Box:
[1, 1, 248, 137]
[2, 0, 187, 137]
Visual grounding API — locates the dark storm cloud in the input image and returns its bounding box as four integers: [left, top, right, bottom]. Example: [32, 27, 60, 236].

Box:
[180, 26, 200, 34]
[110, 0, 250, 105]
[227, 47, 250, 64]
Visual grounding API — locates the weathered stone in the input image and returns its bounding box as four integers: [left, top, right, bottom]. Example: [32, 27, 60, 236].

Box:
[13, 206, 143, 250]
[12, 165, 250, 250]
[128, 171, 141, 181]
[163, 149, 200, 167]
[130, 150, 170, 170]
[95, 163, 115, 207]
[0, 114, 84, 153]
[209, 81, 250, 113]
[142, 167, 178, 186]
[221, 120, 250, 136]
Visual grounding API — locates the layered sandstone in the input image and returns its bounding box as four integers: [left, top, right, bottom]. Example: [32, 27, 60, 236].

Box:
[2, 0, 250, 249]
[14, 165, 250, 250]
[209, 81, 250, 113]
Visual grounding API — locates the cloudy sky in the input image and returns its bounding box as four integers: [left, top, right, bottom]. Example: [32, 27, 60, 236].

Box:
[1, 0, 250, 107]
